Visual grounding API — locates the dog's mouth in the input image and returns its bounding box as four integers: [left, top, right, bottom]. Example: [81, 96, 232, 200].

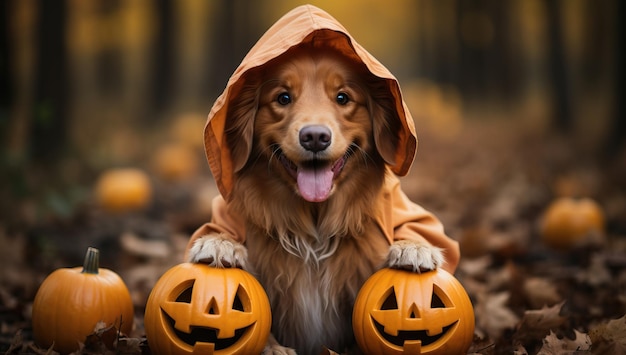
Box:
[276, 148, 347, 203]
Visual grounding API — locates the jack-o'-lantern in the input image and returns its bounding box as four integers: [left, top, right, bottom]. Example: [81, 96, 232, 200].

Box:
[353, 268, 474, 354]
[144, 263, 271, 355]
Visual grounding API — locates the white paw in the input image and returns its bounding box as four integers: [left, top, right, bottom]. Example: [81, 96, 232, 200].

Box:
[262, 345, 297, 355]
[386, 239, 444, 272]
[263, 334, 297, 355]
[186, 234, 248, 268]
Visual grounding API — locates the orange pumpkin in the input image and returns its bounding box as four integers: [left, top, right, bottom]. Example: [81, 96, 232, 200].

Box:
[353, 268, 474, 355]
[540, 197, 605, 249]
[32, 247, 134, 354]
[152, 143, 199, 182]
[144, 263, 271, 355]
[94, 168, 152, 213]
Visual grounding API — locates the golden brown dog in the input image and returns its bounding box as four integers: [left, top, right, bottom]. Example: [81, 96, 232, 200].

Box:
[186, 44, 450, 354]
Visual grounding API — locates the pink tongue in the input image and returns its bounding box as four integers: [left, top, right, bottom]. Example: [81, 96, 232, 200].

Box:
[297, 166, 334, 202]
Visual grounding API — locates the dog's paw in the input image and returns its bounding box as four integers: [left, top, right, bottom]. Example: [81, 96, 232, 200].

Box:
[262, 345, 297, 355]
[386, 239, 444, 272]
[262, 334, 297, 355]
[186, 234, 248, 268]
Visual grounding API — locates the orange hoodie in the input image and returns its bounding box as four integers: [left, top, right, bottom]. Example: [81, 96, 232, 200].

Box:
[185, 4, 460, 273]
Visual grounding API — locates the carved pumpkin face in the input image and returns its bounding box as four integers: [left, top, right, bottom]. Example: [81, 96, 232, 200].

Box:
[353, 268, 474, 354]
[144, 263, 271, 355]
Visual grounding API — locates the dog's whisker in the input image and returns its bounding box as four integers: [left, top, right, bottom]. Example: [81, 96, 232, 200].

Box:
[348, 143, 373, 168]
[267, 143, 284, 173]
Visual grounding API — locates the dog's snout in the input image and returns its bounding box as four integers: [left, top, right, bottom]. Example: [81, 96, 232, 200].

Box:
[299, 125, 332, 152]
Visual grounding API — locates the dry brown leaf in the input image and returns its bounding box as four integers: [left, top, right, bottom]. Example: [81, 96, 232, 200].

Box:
[4, 329, 24, 354]
[513, 345, 529, 354]
[120, 231, 171, 258]
[116, 337, 144, 354]
[575, 253, 612, 287]
[26, 342, 58, 355]
[486, 261, 517, 291]
[589, 314, 626, 354]
[476, 291, 520, 340]
[83, 321, 119, 353]
[523, 277, 562, 309]
[459, 255, 493, 278]
[536, 330, 591, 354]
[515, 302, 567, 344]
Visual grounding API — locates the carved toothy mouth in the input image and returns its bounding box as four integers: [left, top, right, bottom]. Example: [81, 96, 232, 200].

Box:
[372, 317, 458, 348]
[161, 310, 250, 350]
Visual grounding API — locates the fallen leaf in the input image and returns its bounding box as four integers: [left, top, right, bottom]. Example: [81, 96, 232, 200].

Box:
[589, 314, 626, 354]
[4, 329, 24, 354]
[575, 253, 612, 287]
[459, 255, 493, 278]
[536, 330, 591, 354]
[476, 292, 520, 340]
[513, 345, 529, 354]
[26, 342, 58, 355]
[116, 337, 144, 354]
[120, 232, 171, 258]
[523, 278, 562, 311]
[84, 321, 119, 352]
[515, 302, 567, 344]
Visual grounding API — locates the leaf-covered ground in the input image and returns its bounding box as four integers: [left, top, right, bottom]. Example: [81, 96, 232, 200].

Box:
[1, 119, 625, 354]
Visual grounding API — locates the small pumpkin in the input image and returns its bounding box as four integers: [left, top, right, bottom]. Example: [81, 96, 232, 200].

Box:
[144, 263, 271, 355]
[353, 268, 474, 355]
[152, 143, 199, 182]
[94, 168, 152, 213]
[32, 247, 134, 354]
[540, 197, 605, 249]
[171, 113, 206, 149]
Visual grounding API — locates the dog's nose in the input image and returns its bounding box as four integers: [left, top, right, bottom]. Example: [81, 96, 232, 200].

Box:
[299, 125, 332, 152]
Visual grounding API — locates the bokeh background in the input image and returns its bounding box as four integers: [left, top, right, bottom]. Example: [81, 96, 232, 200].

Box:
[2, 0, 623, 222]
[1, 0, 625, 353]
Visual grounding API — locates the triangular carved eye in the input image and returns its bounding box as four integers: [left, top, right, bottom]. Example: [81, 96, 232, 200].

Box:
[233, 284, 250, 312]
[431, 292, 445, 308]
[380, 287, 398, 310]
[175, 282, 193, 303]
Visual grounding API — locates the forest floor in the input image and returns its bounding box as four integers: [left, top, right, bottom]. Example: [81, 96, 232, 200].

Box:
[1, 117, 625, 354]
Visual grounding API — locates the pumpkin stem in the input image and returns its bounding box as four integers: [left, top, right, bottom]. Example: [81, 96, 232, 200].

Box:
[81, 247, 100, 274]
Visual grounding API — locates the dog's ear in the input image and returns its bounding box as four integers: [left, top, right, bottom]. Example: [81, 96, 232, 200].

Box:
[369, 83, 401, 166]
[225, 81, 259, 172]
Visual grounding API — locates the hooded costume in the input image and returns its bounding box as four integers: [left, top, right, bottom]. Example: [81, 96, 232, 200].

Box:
[185, 5, 460, 273]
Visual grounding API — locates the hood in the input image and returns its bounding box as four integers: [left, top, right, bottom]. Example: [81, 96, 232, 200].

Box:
[204, 4, 417, 200]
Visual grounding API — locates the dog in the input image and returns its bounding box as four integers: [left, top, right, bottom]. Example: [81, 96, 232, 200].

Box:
[185, 43, 453, 354]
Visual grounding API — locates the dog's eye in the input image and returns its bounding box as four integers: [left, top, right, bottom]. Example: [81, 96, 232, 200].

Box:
[276, 92, 292, 105]
[336, 92, 350, 105]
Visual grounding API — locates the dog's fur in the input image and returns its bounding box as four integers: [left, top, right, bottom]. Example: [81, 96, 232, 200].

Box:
[187, 45, 444, 354]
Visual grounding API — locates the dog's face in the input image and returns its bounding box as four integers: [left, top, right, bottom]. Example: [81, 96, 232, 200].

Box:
[227, 47, 400, 203]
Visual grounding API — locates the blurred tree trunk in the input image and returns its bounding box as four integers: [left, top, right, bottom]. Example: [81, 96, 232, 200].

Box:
[152, 0, 175, 112]
[32, 0, 68, 163]
[490, 1, 521, 103]
[206, 0, 259, 98]
[3, 0, 37, 165]
[208, 0, 240, 95]
[457, 1, 521, 103]
[607, 0, 624, 156]
[0, 2, 10, 137]
[413, 1, 459, 85]
[545, 0, 573, 132]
